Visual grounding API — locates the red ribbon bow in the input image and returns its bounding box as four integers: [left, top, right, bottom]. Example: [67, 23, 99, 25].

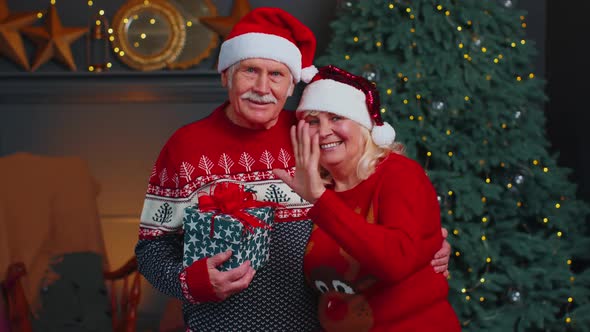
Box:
[198, 182, 278, 237]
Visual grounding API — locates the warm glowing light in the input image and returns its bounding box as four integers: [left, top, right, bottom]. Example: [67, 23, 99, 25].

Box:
[457, 26, 462, 31]
[543, 218, 549, 223]
[376, 41, 382, 47]
[455, 251, 461, 257]
[410, 14, 415, 19]
[389, 3, 394, 9]
[88, 65, 94, 71]
[410, 28, 416, 33]
[461, 288, 466, 293]
[106, 62, 112, 68]
[187, 21, 193, 27]
[134, 42, 140, 47]
[458, 43, 464, 48]
[446, 130, 451, 135]
[380, 108, 386, 114]
[481, 235, 487, 241]
[481, 197, 487, 203]
[448, 152, 453, 157]
[507, 183, 513, 189]
[416, 94, 421, 99]
[479, 297, 485, 302]
[511, 42, 516, 47]
[421, 136, 427, 141]
[353, 36, 359, 42]
[406, 8, 412, 13]
[485, 178, 491, 184]
[114, 47, 120, 52]
[494, 58, 499, 63]
[124, 18, 129, 24]
[517, 201, 522, 207]
[50, 0, 56, 4]
[453, 229, 460, 235]
[557, 231, 563, 237]
[437, 4, 443, 10]
[464, 96, 470, 101]
[403, 99, 409, 104]
[555, 203, 561, 209]
[37, 12, 43, 18]
[481, 47, 487, 52]
[465, 295, 471, 301]
[566, 317, 571, 324]
[448, 210, 453, 215]
[567, 259, 572, 265]
[486, 257, 492, 263]
[109, 36, 115, 41]
[345, 55, 350, 60]
[150, 18, 157, 24]
[427, 151, 432, 157]
[88, 0, 93, 6]
[521, 39, 526, 44]
[516, 76, 522, 81]
[480, 278, 485, 283]
[409, 115, 415, 120]
[529, 73, 535, 79]
[448, 191, 453, 196]
[445, 10, 450, 16]
[543, 167, 549, 172]
[418, 116, 424, 121]
[568, 297, 573, 303]
[533, 160, 539, 165]
[108, 28, 113, 34]
[95, 20, 101, 26]
[119, 51, 125, 56]
[482, 217, 488, 223]
[386, 89, 392, 95]
[99, 9, 105, 15]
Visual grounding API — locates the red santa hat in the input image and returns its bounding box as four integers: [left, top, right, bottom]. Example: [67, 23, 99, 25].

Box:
[296, 65, 396, 147]
[217, 7, 318, 83]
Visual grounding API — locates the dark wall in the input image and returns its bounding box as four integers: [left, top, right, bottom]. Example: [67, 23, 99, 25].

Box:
[546, 0, 590, 202]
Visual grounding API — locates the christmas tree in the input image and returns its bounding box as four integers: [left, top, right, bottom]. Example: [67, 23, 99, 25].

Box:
[317, 0, 590, 330]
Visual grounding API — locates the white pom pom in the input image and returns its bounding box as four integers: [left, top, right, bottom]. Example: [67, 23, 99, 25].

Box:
[301, 65, 319, 83]
[371, 122, 396, 147]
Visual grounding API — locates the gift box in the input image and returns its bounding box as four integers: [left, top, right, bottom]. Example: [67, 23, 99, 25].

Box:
[182, 183, 276, 271]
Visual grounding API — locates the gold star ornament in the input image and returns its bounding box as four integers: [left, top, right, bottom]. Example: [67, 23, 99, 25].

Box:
[199, 0, 252, 40]
[21, 4, 87, 71]
[0, 0, 40, 70]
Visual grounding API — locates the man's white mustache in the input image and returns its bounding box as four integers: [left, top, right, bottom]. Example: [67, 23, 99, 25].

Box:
[240, 91, 278, 104]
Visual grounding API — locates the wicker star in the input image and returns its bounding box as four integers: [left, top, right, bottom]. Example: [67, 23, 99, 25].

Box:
[199, 0, 252, 40]
[21, 4, 87, 71]
[0, 0, 40, 70]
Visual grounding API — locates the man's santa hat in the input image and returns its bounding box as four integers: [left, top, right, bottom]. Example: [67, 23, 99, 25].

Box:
[217, 7, 318, 83]
[296, 65, 397, 148]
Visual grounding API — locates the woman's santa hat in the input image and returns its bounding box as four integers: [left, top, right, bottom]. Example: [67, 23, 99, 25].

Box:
[217, 7, 318, 83]
[296, 65, 397, 148]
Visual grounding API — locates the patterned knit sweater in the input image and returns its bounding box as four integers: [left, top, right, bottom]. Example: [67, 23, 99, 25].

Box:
[136, 102, 320, 331]
[303, 153, 461, 331]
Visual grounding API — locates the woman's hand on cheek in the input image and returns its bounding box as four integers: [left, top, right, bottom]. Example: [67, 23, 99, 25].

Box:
[273, 120, 325, 204]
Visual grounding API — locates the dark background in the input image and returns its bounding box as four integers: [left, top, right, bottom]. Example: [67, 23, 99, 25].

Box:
[1, 0, 588, 326]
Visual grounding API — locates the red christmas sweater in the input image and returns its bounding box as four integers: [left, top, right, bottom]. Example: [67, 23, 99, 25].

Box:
[304, 153, 461, 331]
[136, 103, 320, 330]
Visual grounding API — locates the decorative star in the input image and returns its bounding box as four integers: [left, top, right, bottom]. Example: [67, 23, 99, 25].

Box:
[199, 0, 252, 40]
[21, 4, 87, 71]
[0, 0, 40, 70]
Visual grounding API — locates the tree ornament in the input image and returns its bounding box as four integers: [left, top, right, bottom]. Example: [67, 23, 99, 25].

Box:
[362, 64, 379, 82]
[507, 288, 522, 304]
[499, 0, 516, 8]
[432, 100, 446, 112]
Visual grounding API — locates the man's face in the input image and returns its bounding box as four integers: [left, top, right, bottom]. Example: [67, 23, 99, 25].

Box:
[222, 58, 294, 130]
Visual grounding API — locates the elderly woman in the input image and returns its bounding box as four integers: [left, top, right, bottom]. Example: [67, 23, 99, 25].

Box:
[274, 65, 461, 331]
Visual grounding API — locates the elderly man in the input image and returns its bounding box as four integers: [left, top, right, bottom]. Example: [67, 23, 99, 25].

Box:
[135, 7, 450, 331]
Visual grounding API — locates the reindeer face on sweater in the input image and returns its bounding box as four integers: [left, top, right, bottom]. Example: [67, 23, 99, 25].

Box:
[304, 225, 377, 332]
